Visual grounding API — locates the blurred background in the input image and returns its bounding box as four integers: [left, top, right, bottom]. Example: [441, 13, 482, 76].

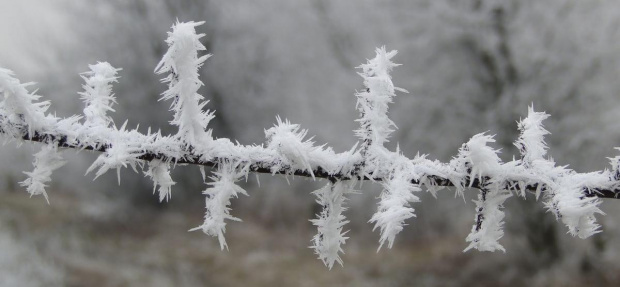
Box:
[2, 0, 620, 286]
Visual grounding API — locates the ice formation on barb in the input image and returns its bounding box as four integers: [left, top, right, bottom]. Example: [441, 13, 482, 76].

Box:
[355, 47, 407, 159]
[515, 106, 550, 166]
[546, 180, 603, 239]
[265, 116, 317, 177]
[144, 159, 175, 202]
[85, 121, 144, 184]
[0, 19, 615, 269]
[80, 62, 121, 128]
[458, 133, 510, 252]
[461, 133, 502, 186]
[155, 20, 213, 148]
[190, 160, 248, 250]
[310, 181, 352, 269]
[20, 144, 66, 204]
[515, 107, 603, 239]
[0, 68, 55, 135]
[370, 170, 421, 250]
[355, 47, 422, 250]
[464, 187, 511, 252]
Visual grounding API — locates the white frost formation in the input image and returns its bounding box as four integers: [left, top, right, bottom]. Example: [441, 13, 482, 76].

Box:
[0, 68, 56, 135]
[190, 160, 248, 250]
[144, 159, 175, 202]
[80, 62, 120, 128]
[155, 21, 214, 148]
[310, 180, 353, 269]
[0, 20, 615, 269]
[20, 144, 66, 204]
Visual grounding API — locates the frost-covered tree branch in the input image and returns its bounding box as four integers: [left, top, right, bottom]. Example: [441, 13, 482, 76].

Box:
[1, 20, 619, 268]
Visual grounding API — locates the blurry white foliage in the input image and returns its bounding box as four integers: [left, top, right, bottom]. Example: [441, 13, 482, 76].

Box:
[0, 230, 64, 286]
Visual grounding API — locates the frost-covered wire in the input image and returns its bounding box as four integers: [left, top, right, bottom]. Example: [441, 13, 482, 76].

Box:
[85, 121, 145, 184]
[451, 133, 512, 252]
[546, 178, 603, 239]
[461, 133, 503, 187]
[1, 20, 620, 269]
[514, 108, 603, 239]
[353, 48, 424, 250]
[265, 116, 318, 177]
